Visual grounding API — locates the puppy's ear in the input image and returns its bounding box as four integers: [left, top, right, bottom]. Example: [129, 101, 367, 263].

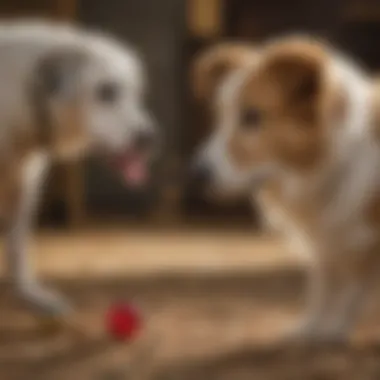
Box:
[32, 48, 87, 101]
[264, 46, 324, 104]
[192, 43, 256, 101]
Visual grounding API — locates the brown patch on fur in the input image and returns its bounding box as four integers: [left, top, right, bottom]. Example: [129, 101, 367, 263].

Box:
[261, 39, 326, 104]
[192, 43, 257, 101]
[228, 126, 272, 170]
[31, 48, 90, 160]
[49, 101, 90, 159]
[226, 38, 338, 173]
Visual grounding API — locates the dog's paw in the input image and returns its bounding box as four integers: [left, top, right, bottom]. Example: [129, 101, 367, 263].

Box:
[17, 283, 71, 316]
[279, 318, 320, 346]
[314, 324, 349, 346]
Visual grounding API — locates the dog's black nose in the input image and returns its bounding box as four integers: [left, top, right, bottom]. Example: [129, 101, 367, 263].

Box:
[188, 161, 212, 190]
[134, 129, 158, 151]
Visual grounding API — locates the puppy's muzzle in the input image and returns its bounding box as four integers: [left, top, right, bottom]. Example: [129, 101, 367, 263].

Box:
[187, 160, 212, 195]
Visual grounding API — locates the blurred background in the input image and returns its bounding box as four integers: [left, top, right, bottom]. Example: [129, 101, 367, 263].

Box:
[2, 1, 380, 379]
[2, 0, 378, 229]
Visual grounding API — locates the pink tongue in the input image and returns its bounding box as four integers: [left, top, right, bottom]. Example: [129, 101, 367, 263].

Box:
[122, 157, 147, 186]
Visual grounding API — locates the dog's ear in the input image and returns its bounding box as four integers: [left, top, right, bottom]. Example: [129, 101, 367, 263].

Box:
[264, 45, 324, 105]
[33, 48, 87, 101]
[30, 48, 89, 151]
[192, 43, 256, 101]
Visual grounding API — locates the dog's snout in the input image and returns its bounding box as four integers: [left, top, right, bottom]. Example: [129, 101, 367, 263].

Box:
[188, 161, 212, 190]
[133, 128, 158, 151]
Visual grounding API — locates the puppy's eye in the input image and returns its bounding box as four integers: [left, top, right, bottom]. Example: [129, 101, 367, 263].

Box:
[240, 108, 262, 129]
[95, 82, 120, 104]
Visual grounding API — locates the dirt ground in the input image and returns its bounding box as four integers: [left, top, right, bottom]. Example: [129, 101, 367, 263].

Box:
[1, 229, 380, 380]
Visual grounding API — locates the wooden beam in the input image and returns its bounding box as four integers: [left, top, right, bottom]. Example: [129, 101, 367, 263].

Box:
[65, 161, 85, 228]
[53, 0, 77, 20]
[54, 0, 86, 228]
[187, 0, 224, 38]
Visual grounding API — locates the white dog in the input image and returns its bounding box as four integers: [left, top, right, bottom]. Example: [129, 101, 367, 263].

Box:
[0, 20, 158, 319]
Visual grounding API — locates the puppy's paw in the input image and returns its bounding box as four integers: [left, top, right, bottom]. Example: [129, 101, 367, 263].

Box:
[280, 319, 349, 348]
[279, 318, 319, 346]
[314, 324, 349, 346]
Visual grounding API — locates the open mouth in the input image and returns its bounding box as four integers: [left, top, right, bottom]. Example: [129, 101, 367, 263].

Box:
[111, 150, 150, 187]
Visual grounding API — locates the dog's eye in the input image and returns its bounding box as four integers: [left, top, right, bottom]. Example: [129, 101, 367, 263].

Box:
[95, 82, 120, 104]
[240, 108, 262, 129]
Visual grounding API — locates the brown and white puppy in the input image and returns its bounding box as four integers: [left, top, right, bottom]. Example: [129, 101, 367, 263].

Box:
[0, 21, 159, 318]
[192, 37, 380, 342]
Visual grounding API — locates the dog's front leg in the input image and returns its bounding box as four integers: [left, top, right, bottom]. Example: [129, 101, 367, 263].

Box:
[5, 152, 70, 316]
[319, 250, 380, 341]
[282, 258, 339, 343]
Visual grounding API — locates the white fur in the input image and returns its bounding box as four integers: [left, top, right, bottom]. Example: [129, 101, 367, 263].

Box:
[321, 58, 379, 232]
[23, 151, 49, 189]
[7, 152, 49, 284]
[5, 151, 68, 315]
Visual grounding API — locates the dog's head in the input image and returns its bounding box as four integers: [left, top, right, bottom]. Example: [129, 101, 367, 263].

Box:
[32, 32, 158, 187]
[192, 37, 365, 196]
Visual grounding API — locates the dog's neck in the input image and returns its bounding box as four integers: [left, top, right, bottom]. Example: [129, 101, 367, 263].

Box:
[278, 58, 377, 213]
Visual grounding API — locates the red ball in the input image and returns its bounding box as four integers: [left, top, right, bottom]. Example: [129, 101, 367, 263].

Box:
[106, 303, 142, 340]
